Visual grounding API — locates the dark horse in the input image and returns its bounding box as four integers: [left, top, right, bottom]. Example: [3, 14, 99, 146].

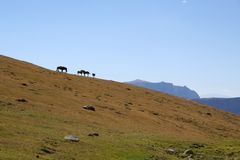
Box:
[77, 70, 90, 76]
[56, 66, 67, 72]
[77, 70, 85, 76]
[85, 71, 90, 77]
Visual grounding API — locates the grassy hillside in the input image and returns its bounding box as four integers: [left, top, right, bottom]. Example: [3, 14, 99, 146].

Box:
[1, 55, 240, 160]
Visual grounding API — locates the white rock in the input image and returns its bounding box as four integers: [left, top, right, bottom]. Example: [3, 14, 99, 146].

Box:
[64, 135, 79, 142]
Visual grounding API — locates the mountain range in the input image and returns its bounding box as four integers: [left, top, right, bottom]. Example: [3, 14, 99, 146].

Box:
[127, 79, 240, 115]
[194, 98, 240, 115]
[127, 79, 200, 99]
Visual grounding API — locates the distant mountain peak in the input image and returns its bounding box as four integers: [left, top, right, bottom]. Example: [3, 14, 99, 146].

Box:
[127, 80, 200, 99]
[130, 79, 148, 83]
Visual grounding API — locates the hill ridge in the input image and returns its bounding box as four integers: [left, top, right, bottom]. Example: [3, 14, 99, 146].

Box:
[1, 55, 240, 159]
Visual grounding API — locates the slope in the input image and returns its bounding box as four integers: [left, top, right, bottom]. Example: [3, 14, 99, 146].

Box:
[1, 55, 240, 160]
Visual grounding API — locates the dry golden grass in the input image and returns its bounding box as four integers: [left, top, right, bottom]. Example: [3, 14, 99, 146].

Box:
[1, 55, 240, 159]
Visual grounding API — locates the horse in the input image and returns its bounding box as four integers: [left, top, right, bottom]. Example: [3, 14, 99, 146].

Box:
[77, 70, 85, 76]
[77, 70, 91, 77]
[85, 71, 90, 77]
[56, 66, 67, 72]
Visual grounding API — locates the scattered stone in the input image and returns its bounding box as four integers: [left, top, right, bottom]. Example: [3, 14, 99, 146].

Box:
[83, 105, 96, 111]
[152, 112, 159, 116]
[64, 135, 79, 142]
[40, 146, 56, 154]
[21, 83, 28, 86]
[190, 143, 205, 148]
[125, 102, 133, 106]
[16, 98, 28, 103]
[165, 148, 176, 155]
[88, 133, 99, 137]
[183, 149, 194, 156]
[206, 112, 212, 116]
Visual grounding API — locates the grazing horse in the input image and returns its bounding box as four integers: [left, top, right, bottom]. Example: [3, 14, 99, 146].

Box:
[77, 70, 92, 77]
[56, 66, 67, 72]
[92, 73, 96, 78]
[77, 70, 85, 76]
[85, 71, 90, 77]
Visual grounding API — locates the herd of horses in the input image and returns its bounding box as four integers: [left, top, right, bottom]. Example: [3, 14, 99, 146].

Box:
[56, 66, 95, 78]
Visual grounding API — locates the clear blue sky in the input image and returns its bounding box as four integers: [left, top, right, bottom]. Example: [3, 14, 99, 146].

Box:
[1, 0, 240, 97]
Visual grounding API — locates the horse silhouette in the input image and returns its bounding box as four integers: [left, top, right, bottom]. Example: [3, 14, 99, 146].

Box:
[56, 66, 67, 72]
[77, 70, 90, 76]
[77, 70, 85, 76]
[85, 71, 90, 77]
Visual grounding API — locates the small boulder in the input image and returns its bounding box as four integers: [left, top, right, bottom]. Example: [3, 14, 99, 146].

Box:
[64, 135, 79, 142]
[206, 112, 212, 116]
[40, 146, 56, 154]
[16, 98, 28, 103]
[183, 149, 194, 156]
[83, 105, 96, 111]
[21, 83, 28, 86]
[165, 148, 176, 155]
[190, 143, 204, 148]
[88, 133, 99, 137]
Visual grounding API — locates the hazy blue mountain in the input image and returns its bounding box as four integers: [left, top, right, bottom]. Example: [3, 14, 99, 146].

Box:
[194, 98, 240, 115]
[127, 79, 200, 99]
